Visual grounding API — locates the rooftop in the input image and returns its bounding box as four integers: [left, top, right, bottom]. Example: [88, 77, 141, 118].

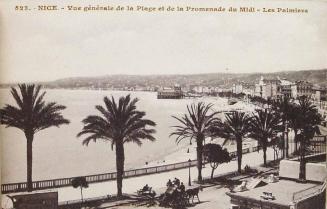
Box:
[228, 179, 320, 206]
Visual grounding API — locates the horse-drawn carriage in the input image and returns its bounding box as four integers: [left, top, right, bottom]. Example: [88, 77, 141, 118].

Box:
[159, 185, 188, 207]
[159, 185, 202, 207]
[137, 186, 156, 198]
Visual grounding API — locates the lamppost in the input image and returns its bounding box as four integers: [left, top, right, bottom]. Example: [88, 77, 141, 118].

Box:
[188, 159, 192, 186]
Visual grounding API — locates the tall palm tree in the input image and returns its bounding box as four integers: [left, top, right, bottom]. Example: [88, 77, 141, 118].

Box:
[170, 102, 220, 182]
[77, 95, 156, 197]
[212, 111, 250, 173]
[272, 97, 291, 158]
[288, 103, 302, 153]
[296, 96, 322, 180]
[248, 109, 281, 166]
[0, 84, 70, 191]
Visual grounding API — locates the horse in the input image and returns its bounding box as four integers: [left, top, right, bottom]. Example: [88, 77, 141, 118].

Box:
[185, 186, 203, 203]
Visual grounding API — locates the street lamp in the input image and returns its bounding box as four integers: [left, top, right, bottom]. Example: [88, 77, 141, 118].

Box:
[188, 159, 192, 186]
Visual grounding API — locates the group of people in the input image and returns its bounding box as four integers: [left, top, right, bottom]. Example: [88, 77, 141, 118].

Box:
[166, 177, 185, 193]
[140, 177, 186, 197]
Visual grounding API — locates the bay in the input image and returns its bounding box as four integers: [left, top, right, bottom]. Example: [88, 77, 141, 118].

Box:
[0, 89, 251, 183]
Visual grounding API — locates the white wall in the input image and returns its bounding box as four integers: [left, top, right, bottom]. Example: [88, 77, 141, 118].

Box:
[306, 163, 326, 182]
[279, 160, 327, 182]
[279, 160, 300, 179]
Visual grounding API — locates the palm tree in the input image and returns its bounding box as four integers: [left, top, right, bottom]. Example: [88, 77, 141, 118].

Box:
[296, 96, 322, 180]
[0, 84, 70, 191]
[272, 97, 291, 158]
[170, 102, 220, 182]
[213, 111, 250, 173]
[77, 95, 156, 197]
[248, 109, 281, 166]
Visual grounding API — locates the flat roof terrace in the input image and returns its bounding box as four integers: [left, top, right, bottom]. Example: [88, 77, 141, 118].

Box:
[227, 179, 321, 208]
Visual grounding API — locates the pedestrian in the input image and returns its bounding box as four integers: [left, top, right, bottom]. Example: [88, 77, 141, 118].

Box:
[179, 182, 185, 193]
[166, 179, 173, 187]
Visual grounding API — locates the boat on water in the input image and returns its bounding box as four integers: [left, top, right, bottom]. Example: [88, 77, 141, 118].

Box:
[228, 98, 238, 105]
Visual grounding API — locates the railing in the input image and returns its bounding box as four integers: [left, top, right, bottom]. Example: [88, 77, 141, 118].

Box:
[1, 161, 198, 194]
[292, 178, 327, 202]
[1, 146, 259, 194]
[229, 147, 255, 157]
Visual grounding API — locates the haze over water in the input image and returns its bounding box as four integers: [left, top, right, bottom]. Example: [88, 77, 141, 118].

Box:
[0, 89, 249, 183]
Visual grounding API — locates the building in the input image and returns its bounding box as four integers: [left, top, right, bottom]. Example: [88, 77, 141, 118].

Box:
[312, 86, 327, 102]
[189, 85, 216, 95]
[157, 85, 183, 99]
[232, 83, 243, 94]
[291, 80, 313, 99]
[243, 83, 255, 97]
[227, 153, 326, 209]
[254, 76, 300, 100]
[278, 78, 293, 98]
[254, 76, 281, 99]
[227, 178, 325, 209]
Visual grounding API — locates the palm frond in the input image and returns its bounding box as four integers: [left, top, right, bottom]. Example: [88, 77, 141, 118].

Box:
[0, 84, 69, 134]
[78, 94, 156, 149]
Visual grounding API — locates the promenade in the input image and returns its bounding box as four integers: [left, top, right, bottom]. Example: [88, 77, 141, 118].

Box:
[1, 149, 275, 208]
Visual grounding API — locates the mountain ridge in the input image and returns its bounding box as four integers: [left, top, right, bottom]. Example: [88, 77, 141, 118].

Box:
[1, 69, 326, 88]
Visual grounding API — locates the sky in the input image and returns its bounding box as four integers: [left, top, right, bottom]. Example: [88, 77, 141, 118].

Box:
[0, 0, 327, 83]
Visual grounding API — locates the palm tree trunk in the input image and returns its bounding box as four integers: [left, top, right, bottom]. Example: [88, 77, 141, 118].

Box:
[115, 141, 125, 197]
[236, 138, 242, 173]
[286, 130, 289, 158]
[80, 187, 84, 202]
[196, 137, 203, 182]
[263, 142, 267, 166]
[294, 130, 298, 154]
[299, 141, 306, 180]
[283, 120, 289, 158]
[282, 120, 286, 158]
[25, 130, 34, 192]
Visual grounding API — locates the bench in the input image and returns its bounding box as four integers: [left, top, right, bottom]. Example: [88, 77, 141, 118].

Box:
[260, 192, 275, 200]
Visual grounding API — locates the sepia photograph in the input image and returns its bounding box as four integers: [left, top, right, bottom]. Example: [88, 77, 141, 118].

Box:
[0, 0, 326, 209]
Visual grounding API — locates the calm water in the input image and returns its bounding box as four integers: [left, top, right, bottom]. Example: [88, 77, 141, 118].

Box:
[0, 89, 238, 183]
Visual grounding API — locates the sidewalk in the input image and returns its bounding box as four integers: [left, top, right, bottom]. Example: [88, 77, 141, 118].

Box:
[1, 149, 275, 209]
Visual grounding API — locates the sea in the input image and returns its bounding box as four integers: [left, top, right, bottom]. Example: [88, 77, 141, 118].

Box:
[0, 89, 254, 183]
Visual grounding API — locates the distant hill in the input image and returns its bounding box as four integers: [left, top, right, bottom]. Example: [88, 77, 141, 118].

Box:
[1, 69, 327, 89]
